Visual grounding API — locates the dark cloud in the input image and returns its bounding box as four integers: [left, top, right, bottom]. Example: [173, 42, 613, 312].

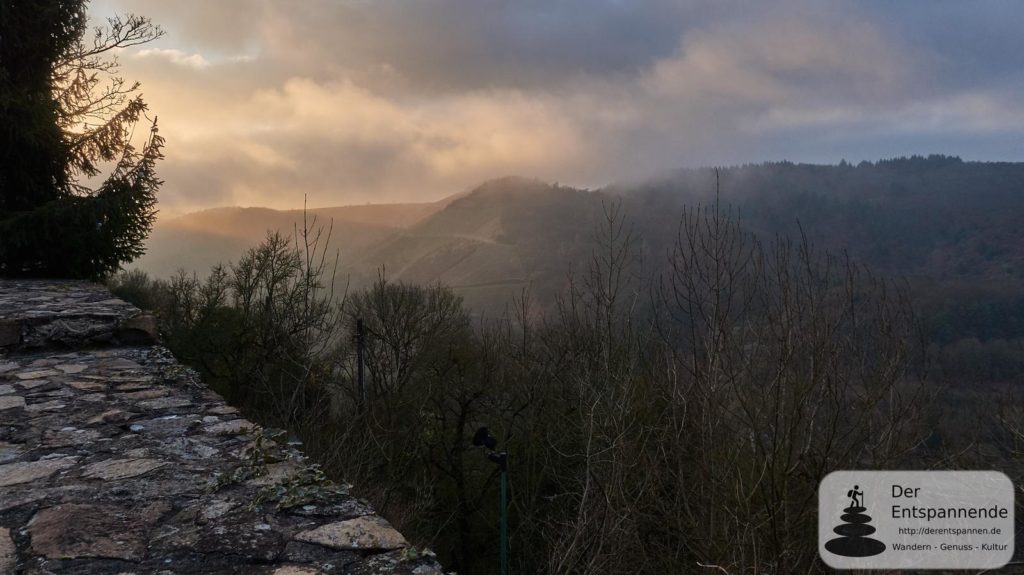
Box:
[112, 0, 705, 92]
[860, 1, 1024, 91]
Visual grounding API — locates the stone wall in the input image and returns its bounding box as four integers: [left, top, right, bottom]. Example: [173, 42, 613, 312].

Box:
[0, 280, 443, 575]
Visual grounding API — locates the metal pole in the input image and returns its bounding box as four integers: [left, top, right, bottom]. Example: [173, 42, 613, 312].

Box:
[355, 318, 365, 410]
[500, 468, 509, 575]
[474, 428, 509, 575]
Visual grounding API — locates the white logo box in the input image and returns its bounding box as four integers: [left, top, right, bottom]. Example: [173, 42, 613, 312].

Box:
[819, 470, 1014, 570]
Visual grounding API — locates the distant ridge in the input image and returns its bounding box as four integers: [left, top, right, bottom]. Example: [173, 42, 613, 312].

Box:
[138, 196, 456, 279]
[140, 157, 1024, 315]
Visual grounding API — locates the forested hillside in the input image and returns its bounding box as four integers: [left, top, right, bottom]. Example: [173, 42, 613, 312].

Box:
[622, 156, 1024, 384]
[143, 156, 1024, 384]
[628, 155, 1024, 283]
[114, 155, 1024, 573]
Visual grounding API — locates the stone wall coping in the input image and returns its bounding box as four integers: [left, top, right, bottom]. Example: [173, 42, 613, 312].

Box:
[0, 280, 442, 574]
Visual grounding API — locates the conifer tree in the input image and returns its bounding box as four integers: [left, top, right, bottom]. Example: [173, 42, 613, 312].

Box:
[0, 0, 164, 279]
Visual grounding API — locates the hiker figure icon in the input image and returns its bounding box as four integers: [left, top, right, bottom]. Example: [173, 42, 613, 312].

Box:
[826, 484, 885, 558]
[848, 485, 864, 509]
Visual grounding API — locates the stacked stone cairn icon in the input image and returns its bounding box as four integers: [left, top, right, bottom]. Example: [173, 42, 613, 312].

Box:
[825, 503, 886, 558]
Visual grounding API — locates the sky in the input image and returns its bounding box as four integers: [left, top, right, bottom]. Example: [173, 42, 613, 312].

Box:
[92, 0, 1024, 215]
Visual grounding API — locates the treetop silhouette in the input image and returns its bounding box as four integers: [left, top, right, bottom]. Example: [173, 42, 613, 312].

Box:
[0, 0, 163, 279]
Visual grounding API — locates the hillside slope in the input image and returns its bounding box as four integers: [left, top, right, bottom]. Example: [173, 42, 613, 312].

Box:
[139, 157, 1024, 321]
[139, 200, 448, 279]
[355, 177, 606, 310]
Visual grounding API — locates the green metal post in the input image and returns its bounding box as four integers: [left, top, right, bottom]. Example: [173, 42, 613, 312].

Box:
[500, 469, 509, 575]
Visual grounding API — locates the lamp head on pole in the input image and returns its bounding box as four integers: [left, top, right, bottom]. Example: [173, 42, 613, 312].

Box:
[488, 451, 508, 471]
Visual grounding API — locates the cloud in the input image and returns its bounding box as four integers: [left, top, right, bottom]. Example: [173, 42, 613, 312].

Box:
[95, 0, 1024, 215]
[646, 18, 912, 104]
[136, 76, 584, 212]
[135, 48, 210, 69]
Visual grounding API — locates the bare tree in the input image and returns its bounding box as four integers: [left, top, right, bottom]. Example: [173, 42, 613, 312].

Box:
[541, 200, 656, 575]
[651, 199, 930, 573]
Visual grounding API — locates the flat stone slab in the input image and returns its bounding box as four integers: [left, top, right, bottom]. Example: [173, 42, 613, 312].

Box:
[295, 516, 409, 551]
[15, 368, 59, 379]
[0, 395, 25, 410]
[205, 418, 258, 435]
[0, 280, 441, 574]
[82, 458, 167, 480]
[273, 566, 329, 575]
[56, 363, 89, 374]
[0, 457, 78, 487]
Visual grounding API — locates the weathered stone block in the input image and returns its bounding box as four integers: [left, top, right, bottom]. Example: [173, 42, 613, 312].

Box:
[0, 527, 15, 574]
[0, 395, 26, 411]
[118, 313, 159, 344]
[29, 502, 170, 561]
